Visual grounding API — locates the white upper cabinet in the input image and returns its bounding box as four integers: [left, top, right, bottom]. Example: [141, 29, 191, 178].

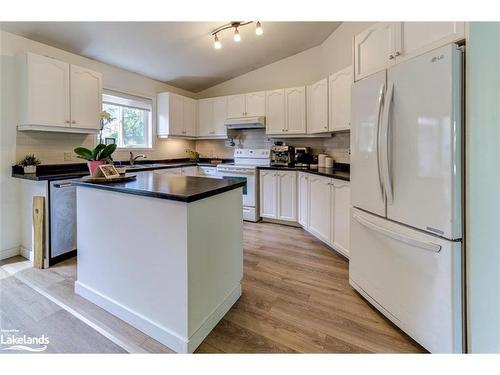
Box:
[227, 92, 265, 118]
[18, 53, 102, 132]
[266, 87, 306, 135]
[183, 97, 197, 137]
[307, 78, 328, 134]
[396, 22, 465, 63]
[226, 94, 246, 118]
[354, 22, 398, 81]
[265, 89, 286, 134]
[198, 97, 227, 138]
[285, 86, 307, 134]
[245, 91, 266, 117]
[70, 64, 102, 130]
[157, 92, 197, 138]
[354, 22, 466, 81]
[329, 66, 352, 131]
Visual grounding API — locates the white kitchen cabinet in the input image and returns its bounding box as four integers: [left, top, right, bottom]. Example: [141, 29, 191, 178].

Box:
[332, 179, 350, 257]
[157, 92, 197, 138]
[265, 89, 285, 134]
[297, 172, 309, 227]
[277, 171, 297, 221]
[198, 97, 227, 138]
[308, 175, 333, 243]
[307, 78, 329, 134]
[226, 92, 265, 118]
[245, 91, 266, 117]
[354, 22, 465, 81]
[285, 86, 307, 134]
[69, 64, 102, 130]
[259, 170, 277, 219]
[354, 22, 398, 81]
[329, 66, 352, 132]
[181, 166, 198, 176]
[395, 22, 465, 63]
[226, 94, 246, 118]
[197, 166, 219, 177]
[18, 53, 102, 133]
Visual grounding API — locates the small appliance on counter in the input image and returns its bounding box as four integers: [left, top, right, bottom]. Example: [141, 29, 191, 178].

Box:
[270, 143, 295, 167]
[294, 147, 312, 167]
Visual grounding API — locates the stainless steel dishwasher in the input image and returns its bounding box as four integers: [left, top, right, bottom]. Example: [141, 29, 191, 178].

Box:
[49, 179, 77, 265]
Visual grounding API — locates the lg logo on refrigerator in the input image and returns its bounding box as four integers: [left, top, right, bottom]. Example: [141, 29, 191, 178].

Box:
[431, 55, 445, 63]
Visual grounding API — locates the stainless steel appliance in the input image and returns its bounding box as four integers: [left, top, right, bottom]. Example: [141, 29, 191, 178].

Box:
[294, 147, 311, 167]
[49, 179, 77, 265]
[217, 149, 270, 222]
[270, 145, 294, 167]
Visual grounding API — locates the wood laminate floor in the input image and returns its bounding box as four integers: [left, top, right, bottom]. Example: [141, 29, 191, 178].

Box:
[0, 222, 425, 353]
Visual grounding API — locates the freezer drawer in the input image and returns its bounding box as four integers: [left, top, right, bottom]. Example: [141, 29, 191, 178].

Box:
[349, 208, 463, 353]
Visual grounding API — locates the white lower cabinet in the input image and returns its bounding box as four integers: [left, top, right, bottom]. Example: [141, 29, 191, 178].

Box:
[259, 170, 296, 222]
[297, 173, 351, 258]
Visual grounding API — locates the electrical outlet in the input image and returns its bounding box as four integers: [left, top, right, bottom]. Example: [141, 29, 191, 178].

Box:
[64, 152, 72, 162]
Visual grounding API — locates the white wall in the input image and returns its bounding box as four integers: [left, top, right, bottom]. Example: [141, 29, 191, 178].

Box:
[466, 22, 500, 353]
[0, 30, 198, 258]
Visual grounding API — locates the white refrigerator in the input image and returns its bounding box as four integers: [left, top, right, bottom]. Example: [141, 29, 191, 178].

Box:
[350, 43, 463, 353]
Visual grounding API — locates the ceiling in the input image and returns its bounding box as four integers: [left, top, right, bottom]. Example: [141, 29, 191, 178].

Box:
[1, 22, 341, 92]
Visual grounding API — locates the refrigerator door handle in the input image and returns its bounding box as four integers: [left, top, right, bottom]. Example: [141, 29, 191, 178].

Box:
[381, 82, 394, 204]
[353, 213, 442, 253]
[376, 83, 386, 200]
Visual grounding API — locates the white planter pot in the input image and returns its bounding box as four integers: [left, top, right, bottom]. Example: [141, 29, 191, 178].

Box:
[23, 165, 37, 174]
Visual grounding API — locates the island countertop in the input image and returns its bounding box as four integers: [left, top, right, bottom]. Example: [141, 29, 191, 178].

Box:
[72, 172, 246, 203]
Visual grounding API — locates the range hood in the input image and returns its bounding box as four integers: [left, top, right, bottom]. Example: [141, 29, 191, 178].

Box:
[224, 116, 266, 130]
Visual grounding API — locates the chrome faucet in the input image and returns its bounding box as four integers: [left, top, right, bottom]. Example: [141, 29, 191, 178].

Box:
[129, 152, 146, 166]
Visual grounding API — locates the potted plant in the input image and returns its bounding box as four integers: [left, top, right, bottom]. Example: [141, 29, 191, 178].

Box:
[19, 154, 41, 174]
[74, 143, 117, 175]
[185, 149, 200, 162]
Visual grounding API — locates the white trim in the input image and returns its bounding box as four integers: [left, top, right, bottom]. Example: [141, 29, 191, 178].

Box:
[17, 124, 99, 134]
[75, 280, 241, 353]
[0, 246, 20, 260]
[20, 246, 33, 261]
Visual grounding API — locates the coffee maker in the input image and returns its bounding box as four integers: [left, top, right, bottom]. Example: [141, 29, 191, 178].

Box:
[270, 144, 295, 167]
[294, 147, 311, 167]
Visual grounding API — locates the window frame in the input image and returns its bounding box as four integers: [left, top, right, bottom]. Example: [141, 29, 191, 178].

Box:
[102, 89, 153, 150]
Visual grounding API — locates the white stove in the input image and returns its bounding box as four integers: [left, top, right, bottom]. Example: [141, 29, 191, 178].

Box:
[217, 149, 270, 222]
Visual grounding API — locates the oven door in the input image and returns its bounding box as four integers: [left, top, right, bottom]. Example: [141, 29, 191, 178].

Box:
[218, 170, 255, 208]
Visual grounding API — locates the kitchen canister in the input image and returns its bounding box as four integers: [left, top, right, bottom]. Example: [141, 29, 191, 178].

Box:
[318, 154, 328, 167]
[325, 157, 334, 168]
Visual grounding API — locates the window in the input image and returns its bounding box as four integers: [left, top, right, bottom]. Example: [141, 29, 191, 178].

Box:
[101, 91, 153, 148]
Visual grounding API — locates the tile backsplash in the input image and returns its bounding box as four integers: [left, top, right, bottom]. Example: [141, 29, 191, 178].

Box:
[195, 129, 351, 163]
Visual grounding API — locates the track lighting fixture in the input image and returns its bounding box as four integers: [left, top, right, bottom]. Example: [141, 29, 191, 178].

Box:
[211, 21, 263, 49]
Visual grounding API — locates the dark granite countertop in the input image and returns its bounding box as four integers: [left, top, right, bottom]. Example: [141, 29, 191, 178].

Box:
[12, 158, 232, 181]
[257, 165, 350, 181]
[72, 172, 245, 203]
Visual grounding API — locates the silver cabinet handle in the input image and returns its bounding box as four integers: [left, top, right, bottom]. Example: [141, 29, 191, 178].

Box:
[53, 182, 73, 188]
[389, 54, 395, 60]
[395, 51, 401, 57]
[71, 121, 76, 124]
[65, 120, 70, 124]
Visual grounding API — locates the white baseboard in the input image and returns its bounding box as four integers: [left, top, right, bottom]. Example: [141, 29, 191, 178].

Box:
[75, 281, 241, 353]
[0, 246, 20, 260]
[20, 247, 33, 261]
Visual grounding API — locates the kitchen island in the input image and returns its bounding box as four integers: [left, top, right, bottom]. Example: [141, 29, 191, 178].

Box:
[72, 172, 245, 353]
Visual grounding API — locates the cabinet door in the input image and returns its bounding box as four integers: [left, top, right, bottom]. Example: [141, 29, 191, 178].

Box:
[354, 22, 398, 81]
[170, 94, 184, 136]
[259, 170, 277, 219]
[332, 180, 350, 258]
[26, 53, 70, 127]
[226, 94, 246, 118]
[212, 96, 227, 136]
[285, 86, 307, 134]
[396, 22, 465, 63]
[298, 173, 309, 227]
[245, 91, 266, 117]
[266, 89, 285, 135]
[198, 98, 213, 137]
[277, 171, 297, 222]
[183, 97, 197, 136]
[70, 65, 102, 130]
[308, 176, 333, 244]
[329, 66, 352, 131]
[307, 78, 328, 133]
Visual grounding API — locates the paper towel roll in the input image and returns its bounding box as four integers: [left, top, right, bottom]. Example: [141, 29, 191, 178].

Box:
[325, 157, 334, 168]
[318, 154, 327, 167]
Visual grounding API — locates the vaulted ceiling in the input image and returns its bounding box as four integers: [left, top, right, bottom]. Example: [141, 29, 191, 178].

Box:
[1, 22, 341, 92]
